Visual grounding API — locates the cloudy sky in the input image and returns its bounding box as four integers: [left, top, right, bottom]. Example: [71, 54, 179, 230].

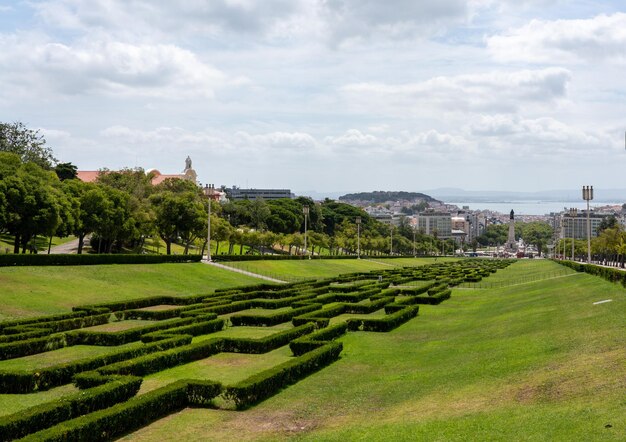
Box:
[1, 0, 625, 195]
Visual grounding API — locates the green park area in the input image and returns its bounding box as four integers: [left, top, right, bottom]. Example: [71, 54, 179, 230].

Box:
[0, 258, 624, 441]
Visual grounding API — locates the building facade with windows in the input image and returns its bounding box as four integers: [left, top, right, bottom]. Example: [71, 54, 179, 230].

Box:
[416, 211, 452, 239]
[225, 187, 293, 201]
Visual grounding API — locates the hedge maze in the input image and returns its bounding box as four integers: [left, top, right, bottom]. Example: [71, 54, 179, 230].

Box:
[0, 259, 511, 441]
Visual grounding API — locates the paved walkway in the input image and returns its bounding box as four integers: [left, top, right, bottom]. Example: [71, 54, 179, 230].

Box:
[203, 260, 287, 283]
[48, 237, 83, 254]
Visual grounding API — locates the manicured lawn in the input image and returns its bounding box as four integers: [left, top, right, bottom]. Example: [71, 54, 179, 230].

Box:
[0, 384, 78, 417]
[0, 263, 260, 320]
[0, 233, 77, 253]
[123, 260, 626, 441]
[138, 345, 294, 396]
[221, 257, 456, 281]
[0, 342, 143, 371]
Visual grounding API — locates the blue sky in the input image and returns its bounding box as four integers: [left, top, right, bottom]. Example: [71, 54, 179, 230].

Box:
[1, 0, 625, 195]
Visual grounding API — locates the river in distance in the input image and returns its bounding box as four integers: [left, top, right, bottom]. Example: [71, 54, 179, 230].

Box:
[447, 201, 624, 216]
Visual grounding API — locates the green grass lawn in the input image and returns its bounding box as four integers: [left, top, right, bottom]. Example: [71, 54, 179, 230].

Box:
[122, 260, 626, 441]
[0, 263, 261, 320]
[221, 257, 456, 281]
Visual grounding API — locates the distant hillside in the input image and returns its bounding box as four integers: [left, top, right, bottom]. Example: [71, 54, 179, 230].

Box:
[339, 191, 440, 204]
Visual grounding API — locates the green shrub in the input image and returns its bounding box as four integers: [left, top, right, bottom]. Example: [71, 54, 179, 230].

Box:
[347, 305, 419, 332]
[0, 254, 202, 267]
[289, 322, 348, 356]
[0, 335, 189, 393]
[0, 375, 142, 441]
[229, 304, 321, 327]
[223, 342, 343, 409]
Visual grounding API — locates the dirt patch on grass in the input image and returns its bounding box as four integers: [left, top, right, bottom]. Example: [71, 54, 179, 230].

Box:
[218, 409, 321, 439]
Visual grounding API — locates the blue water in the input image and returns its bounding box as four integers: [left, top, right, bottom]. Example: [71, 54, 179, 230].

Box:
[447, 201, 623, 216]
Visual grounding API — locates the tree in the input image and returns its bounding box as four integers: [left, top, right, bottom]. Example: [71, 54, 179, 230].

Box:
[54, 162, 78, 181]
[0, 122, 57, 169]
[519, 221, 553, 256]
[3, 162, 63, 253]
[150, 191, 205, 255]
[249, 198, 270, 230]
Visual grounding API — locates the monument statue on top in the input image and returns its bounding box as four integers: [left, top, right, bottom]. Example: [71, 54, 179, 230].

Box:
[505, 209, 517, 252]
[184, 156, 192, 171]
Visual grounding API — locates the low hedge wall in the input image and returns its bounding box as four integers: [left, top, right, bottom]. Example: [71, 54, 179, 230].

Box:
[556, 259, 626, 286]
[347, 305, 419, 332]
[0, 335, 189, 393]
[289, 322, 348, 356]
[292, 304, 346, 327]
[69, 317, 199, 346]
[0, 375, 142, 441]
[223, 341, 343, 409]
[229, 304, 321, 327]
[222, 323, 315, 354]
[18, 379, 222, 442]
[0, 253, 202, 267]
[343, 297, 394, 315]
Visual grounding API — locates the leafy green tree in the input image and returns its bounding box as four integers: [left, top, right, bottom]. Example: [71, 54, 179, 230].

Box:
[150, 191, 203, 255]
[519, 221, 553, 256]
[0, 122, 57, 169]
[249, 198, 270, 230]
[3, 162, 63, 253]
[54, 162, 78, 181]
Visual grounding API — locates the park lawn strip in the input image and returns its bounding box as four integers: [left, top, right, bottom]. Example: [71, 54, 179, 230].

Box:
[0, 263, 261, 320]
[123, 263, 625, 441]
[0, 384, 78, 417]
[0, 342, 144, 372]
[138, 345, 294, 396]
[221, 258, 451, 280]
[471, 258, 575, 284]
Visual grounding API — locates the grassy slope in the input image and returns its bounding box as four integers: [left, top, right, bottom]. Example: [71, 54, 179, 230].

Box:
[0, 263, 262, 320]
[123, 260, 626, 441]
[222, 257, 456, 280]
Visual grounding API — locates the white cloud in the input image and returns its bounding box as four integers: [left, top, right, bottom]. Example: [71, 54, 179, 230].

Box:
[320, 0, 469, 45]
[487, 13, 626, 63]
[0, 36, 244, 99]
[341, 68, 571, 114]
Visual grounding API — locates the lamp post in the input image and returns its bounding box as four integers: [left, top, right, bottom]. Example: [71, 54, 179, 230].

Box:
[303, 205, 310, 259]
[582, 185, 593, 263]
[356, 216, 361, 259]
[389, 224, 393, 256]
[412, 225, 416, 257]
[203, 184, 215, 261]
[569, 207, 577, 260]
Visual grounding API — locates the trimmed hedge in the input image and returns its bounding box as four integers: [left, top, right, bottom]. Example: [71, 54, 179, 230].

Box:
[556, 259, 626, 287]
[0, 335, 189, 393]
[292, 304, 346, 327]
[69, 317, 199, 346]
[18, 379, 222, 442]
[229, 304, 321, 327]
[347, 305, 419, 332]
[223, 341, 343, 409]
[289, 322, 348, 356]
[0, 375, 142, 442]
[0, 253, 202, 267]
[343, 297, 394, 314]
[222, 323, 315, 354]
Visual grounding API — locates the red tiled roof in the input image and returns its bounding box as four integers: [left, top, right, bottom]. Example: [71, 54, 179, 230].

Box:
[76, 171, 101, 183]
[150, 174, 185, 185]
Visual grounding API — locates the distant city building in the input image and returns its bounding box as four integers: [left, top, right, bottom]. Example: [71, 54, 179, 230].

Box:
[225, 187, 293, 201]
[416, 211, 452, 239]
[561, 210, 611, 239]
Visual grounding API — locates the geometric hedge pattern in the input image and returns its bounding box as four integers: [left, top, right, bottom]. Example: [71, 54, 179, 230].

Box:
[0, 259, 511, 441]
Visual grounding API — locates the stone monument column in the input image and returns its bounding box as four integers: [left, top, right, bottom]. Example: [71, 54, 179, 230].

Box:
[505, 209, 517, 252]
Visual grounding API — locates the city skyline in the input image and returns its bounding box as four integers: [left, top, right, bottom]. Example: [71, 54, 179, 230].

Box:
[1, 1, 625, 192]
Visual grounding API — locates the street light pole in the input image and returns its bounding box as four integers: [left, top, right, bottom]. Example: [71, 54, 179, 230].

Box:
[389, 224, 393, 255]
[569, 207, 577, 260]
[303, 205, 310, 259]
[412, 226, 416, 257]
[203, 184, 214, 262]
[356, 216, 361, 259]
[582, 186, 593, 263]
